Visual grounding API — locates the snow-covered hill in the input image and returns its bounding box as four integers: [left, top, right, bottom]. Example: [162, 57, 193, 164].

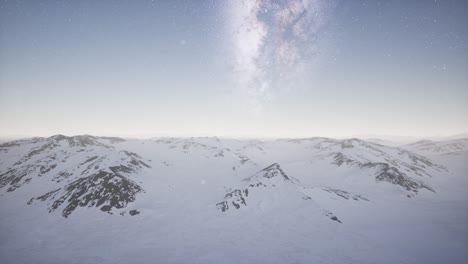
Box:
[0, 135, 151, 217]
[0, 135, 467, 264]
[403, 138, 468, 155]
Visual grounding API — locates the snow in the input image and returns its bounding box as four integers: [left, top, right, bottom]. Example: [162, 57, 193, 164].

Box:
[404, 138, 468, 154]
[0, 136, 467, 264]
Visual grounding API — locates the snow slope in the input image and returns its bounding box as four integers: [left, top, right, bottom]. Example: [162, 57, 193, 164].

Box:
[0, 135, 467, 264]
[403, 138, 468, 155]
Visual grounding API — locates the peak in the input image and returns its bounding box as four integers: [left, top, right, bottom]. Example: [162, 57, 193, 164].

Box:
[340, 139, 359, 148]
[46, 134, 102, 147]
[339, 138, 381, 149]
[343, 138, 364, 143]
[73, 134, 97, 140]
[264, 163, 280, 170]
[48, 134, 96, 140]
[48, 134, 68, 140]
[404, 140, 434, 147]
[249, 163, 290, 181]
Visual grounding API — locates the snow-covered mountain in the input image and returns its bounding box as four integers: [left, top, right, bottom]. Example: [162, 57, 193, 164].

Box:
[0, 135, 151, 217]
[403, 138, 468, 155]
[217, 163, 350, 224]
[0, 135, 467, 264]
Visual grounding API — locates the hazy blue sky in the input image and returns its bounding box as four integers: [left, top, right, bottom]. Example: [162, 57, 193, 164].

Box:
[1, 0, 467, 138]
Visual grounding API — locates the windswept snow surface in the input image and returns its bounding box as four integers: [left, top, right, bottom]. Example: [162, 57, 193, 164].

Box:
[0, 135, 467, 264]
[403, 138, 468, 155]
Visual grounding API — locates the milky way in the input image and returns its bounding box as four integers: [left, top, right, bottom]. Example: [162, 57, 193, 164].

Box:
[225, 0, 337, 112]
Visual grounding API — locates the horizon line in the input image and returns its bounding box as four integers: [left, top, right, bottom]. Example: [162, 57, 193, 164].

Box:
[1, 132, 467, 142]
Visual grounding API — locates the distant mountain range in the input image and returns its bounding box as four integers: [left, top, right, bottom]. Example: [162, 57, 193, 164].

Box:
[403, 138, 468, 155]
[1, 134, 467, 264]
[0, 134, 458, 217]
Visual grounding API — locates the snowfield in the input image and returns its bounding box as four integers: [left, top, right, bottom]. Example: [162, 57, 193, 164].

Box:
[0, 135, 467, 264]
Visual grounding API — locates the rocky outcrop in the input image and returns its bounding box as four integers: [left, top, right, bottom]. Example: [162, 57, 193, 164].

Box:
[28, 171, 143, 217]
[217, 163, 343, 224]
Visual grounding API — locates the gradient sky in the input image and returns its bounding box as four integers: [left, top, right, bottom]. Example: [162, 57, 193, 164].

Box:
[0, 0, 467, 138]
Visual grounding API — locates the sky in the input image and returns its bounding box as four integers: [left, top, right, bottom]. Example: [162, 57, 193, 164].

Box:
[0, 0, 467, 139]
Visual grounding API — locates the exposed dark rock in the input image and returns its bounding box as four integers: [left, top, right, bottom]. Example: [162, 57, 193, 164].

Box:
[218, 163, 294, 212]
[325, 212, 342, 223]
[0, 141, 20, 148]
[109, 165, 133, 174]
[121, 151, 151, 168]
[216, 201, 229, 212]
[0, 168, 32, 192]
[244, 163, 292, 182]
[129, 210, 140, 216]
[318, 140, 442, 194]
[26, 142, 58, 159]
[331, 153, 358, 166]
[52, 171, 72, 183]
[48, 135, 111, 148]
[39, 164, 57, 176]
[361, 162, 435, 194]
[218, 188, 249, 212]
[80, 156, 99, 166]
[248, 182, 267, 188]
[27, 188, 61, 205]
[29, 171, 144, 217]
[323, 188, 369, 201]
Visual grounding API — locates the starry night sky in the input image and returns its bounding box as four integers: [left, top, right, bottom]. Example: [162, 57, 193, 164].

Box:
[0, 0, 467, 138]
